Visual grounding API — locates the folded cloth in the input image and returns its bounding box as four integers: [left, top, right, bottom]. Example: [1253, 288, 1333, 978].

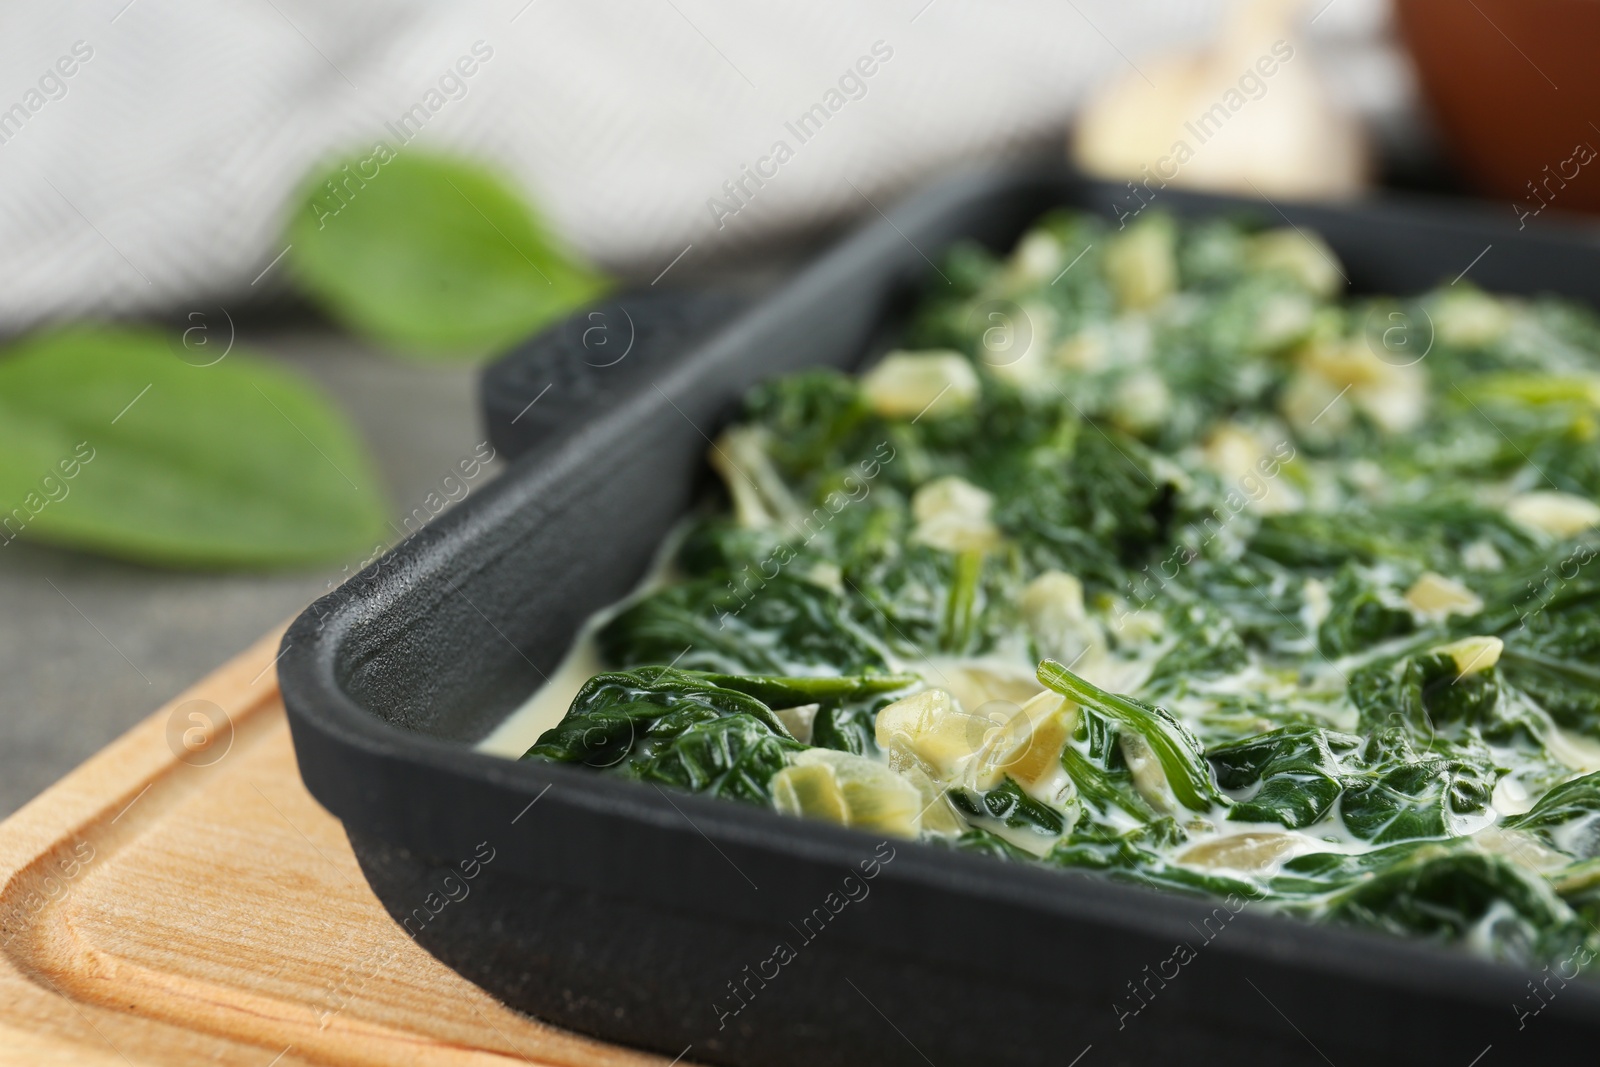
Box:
[0, 0, 1393, 331]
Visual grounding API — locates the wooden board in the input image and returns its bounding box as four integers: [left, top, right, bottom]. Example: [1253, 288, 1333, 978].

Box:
[0, 627, 679, 1067]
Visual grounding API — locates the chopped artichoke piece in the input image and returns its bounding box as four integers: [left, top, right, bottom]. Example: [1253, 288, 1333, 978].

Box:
[1120, 731, 1179, 815]
[1113, 606, 1166, 645]
[1431, 635, 1503, 677]
[1279, 365, 1352, 441]
[1005, 230, 1064, 287]
[1302, 577, 1332, 630]
[1200, 422, 1301, 515]
[1201, 423, 1263, 481]
[1109, 369, 1172, 436]
[1354, 370, 1427, 434]
[982, 300, 1056, 389]
[1179, 831, 1301, 872]
[1433, 288, 1512, 347]
[892, 755, 968, 835]
[873, 684, 1066, 796]
[772, 760, 848, 824]
[1249, 228, 1343, 298]
[1507, 491, 1600, 539]
[1053, 325, 1110, 372]
[933, 661, 1044, 721]
[1296, 337, 1426, 434]
[859, 350, 979, 421]
[1022, 569, 1085, 622]
[911, 476, 1000, 553]
[1253, 291, 1315, 350]
[875, 688, 998, 783]
[1104, 215, 1176, 311]
[804, 561, 843, 593]
[1460, 539, 1504, 572]
[1404, 572, 1484, 620]
[774, 703, 819, 744]
[973, 690, 1076, 791]
[774, 749, 924, 838]
[709, 426, 801, 530]
[1021, 571, 1105, 667]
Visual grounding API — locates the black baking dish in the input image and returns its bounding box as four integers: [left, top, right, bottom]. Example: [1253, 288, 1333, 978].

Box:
[279, 162, 1600, 1067]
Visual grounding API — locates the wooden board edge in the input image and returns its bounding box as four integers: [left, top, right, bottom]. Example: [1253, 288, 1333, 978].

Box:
[0, 624, 290, 879]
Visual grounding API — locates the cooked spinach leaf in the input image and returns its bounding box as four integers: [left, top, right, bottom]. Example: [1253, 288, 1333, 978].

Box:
[1060, 709, 1158, 823]
[524, 666, 802, 804]
[524, 666, 792, 766]
[1506, 771, 1600, 860]
[1209, 725, 1359, 829]
[1321, 845, 1587, 965]
[1039, 659, 1225, 812]
[951, 776, 1066, 836]
[1338, 729, 1497, 844]
[598, 577, 893, 676]
[625, 713, 802, 804]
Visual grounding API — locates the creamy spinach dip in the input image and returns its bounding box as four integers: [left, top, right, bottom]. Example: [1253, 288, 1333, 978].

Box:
[521, 209, 1600, 969]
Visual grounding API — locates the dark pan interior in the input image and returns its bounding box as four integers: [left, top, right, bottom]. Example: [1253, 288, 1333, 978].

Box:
[281, 161, 1600, 1066]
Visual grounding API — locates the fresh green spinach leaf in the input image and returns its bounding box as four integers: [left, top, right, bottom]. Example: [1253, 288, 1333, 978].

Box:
[289, 154, 606, 355]
[0, 328, 387, 567]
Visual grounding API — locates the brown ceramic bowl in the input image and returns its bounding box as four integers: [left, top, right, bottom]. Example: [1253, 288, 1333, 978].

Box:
[1395, 0, 1600, 219]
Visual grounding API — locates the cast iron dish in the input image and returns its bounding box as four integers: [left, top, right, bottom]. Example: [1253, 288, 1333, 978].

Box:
[279, 162, 1600, 1066]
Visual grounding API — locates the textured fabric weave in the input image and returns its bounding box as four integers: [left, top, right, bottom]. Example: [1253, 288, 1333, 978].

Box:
[0, 0, 1399, 328]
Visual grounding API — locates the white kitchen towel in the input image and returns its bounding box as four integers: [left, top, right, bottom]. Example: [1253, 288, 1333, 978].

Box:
[0, 0, 1405, 331]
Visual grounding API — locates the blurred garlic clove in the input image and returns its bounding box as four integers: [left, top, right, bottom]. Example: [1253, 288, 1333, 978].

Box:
[1071, 0, 1367, 200]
